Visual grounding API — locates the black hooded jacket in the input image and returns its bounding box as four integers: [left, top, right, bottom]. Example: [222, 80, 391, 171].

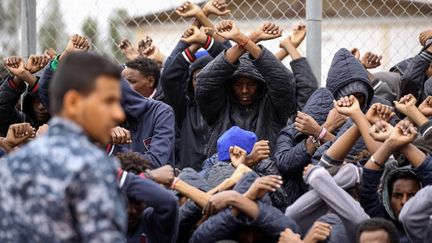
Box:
[161, 39, 226, 170]
[196, 47, 296, 158]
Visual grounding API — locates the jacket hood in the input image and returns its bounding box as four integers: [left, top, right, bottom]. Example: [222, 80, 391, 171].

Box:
[231, 54, 265, 84]
[381, 166, 422, 220]
[187, 55, 213, 99]
[294, 88, 335, 141]
[424, 76, 432, 97]
[326, 48, 374, 109]
[120, 78, 151, 119]
[390, 58, 413, 75]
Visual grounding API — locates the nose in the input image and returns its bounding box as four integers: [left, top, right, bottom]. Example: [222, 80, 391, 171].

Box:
[241, 84, 248, 94]
[401, 194, 409, 206]
[113, 104, 126, 124]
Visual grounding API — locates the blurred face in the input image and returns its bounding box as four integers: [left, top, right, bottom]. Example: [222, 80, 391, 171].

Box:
[32, 99, 49, 122]
[426, 64, 432, 79]
[127, 202, 146, 231]
[122, 67, 155, 97]
[62, 75, 125, 145]
[391, 178, 420, 219]
[232, 77, 259, 106]
[359, 230, 390, 243]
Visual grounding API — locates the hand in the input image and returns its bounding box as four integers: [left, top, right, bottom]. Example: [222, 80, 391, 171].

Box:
[110, 126, 131, 144]
[303, 164, 315, 178]
[249, 22, 283, 43]
[303, 221, 332, 243]
[203, 0, 230, 16]
[64, 34, 90, 55]
[3, 56, 26, 77]
[43, 48, 57, 59]
[360, 52, 382, 69]
[369, 120, 394, 142]
[394, 94, 417, 117]
[244, 175, 283, 201]
[25, 55, 50, 74]
[148, 165, 175, 187]
[201, 27, 216, 37]
[419, 29, 432, 46]
[387, 120, 417, 148]
[278, 228, 303, 243]
[245, 140, 270, 167]
[203, 190, 238, 216]
[418, 96, 432, 116]
[138, 36, 153, 54]
[351, 48, 360, 59]
[118, 39, 140, 61]
[333, 95, 361, 117]
[215, 20, 243, 42]
[323, 108, 348, 133]
[229, 145, 247, 168]
[36, 124, 49, 137]
[365, 103, 395, 124]
[294, 111, 321, 137]
[181, 26, 207, 45]
[5, 123, 35, 148]
[289, 24, 306, 48]
[176, 1, 202, 18]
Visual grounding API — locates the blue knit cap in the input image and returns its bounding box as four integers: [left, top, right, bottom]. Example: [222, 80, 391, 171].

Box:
[217, 126, 257, 161]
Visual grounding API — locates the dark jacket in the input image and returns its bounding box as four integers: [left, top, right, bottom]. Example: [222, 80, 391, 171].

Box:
[196, 47, 296, 158]
[118, 170, 179, 243]
[399, 50, 432, 102]
[275, 88, 335, 206]
[291, 57, 319, 112]
[116, 79, 176, 168]
[0, 76, 48, 136]
[161, 39, 227, 170]
[190, 172, 301, 243]
[361, 156, 432, 243]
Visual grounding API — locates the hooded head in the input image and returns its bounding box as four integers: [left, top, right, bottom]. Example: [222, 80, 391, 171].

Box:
[187, 55, 213, 99]
[23, 90, 50, 125]
[217, 126, 257, 161]
[326, 48, 374, 111]
[229, 54, 265, 106]
[382, 167, 422, 221]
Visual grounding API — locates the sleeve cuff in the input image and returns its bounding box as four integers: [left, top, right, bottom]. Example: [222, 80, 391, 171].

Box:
[419, 120, 432, 137]
[319, 153, 344, 168]
[202, 36, 215, 51]
[420, 50, 432, 63]
[7, 77, 26, 91]
[182, 48, 197, 64]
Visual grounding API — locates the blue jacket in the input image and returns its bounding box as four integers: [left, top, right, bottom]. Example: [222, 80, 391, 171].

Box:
[115, 79, 176, 168]
[275, 88, 335, 206]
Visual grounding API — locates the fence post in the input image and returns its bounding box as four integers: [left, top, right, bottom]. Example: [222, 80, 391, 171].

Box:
[306, 0, 322, 86]
[21, 0, 37, 58]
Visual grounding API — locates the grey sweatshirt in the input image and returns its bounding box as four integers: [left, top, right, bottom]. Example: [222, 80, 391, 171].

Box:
[286, 163, 369, 241]
[399, 185, 432, 243]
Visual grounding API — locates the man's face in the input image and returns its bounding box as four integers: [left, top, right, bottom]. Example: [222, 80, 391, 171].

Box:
[359, 230, 390, 243]
[232, 77, 259, 106]
[122, 67, 154, 97]
[32, 99, 50, 122]
[127, 202, 146, 231]
[69, 75, 125, 145]
[391, 178, 420, 219]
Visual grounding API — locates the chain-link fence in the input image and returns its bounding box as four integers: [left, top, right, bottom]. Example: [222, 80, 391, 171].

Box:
[1, 0, 431, 84]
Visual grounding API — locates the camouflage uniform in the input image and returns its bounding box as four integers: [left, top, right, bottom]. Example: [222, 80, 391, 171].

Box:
[0, 117, 126, 242]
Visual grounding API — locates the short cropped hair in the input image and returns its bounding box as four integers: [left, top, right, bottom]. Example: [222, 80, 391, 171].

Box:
[125, 57, 160, 88]
[49, 52, 122, 114]
[116, 151, 152, 174]
[357, 218, 399, 243]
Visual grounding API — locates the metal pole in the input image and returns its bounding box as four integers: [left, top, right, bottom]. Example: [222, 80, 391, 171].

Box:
[21, 0, 36, 58]
[306, 0, 322, 86]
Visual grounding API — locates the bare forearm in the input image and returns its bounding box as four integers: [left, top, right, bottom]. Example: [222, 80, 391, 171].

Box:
[195, 12, 225, 42]
[174, 179, 210, 208]
[281, 42, 302, 60]
[275, 49, 289, 61]
[405, 108, 429, 127]
[364, 139, 395, 170]
[351, 112, 383, 154]
[327, 125, 361, 161]
[400, 144, 427, 168]
[229, 192, 259, 219]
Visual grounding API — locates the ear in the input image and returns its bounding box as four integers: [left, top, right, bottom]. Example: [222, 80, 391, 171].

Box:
[147, 76, 155, 88]
[61, 90, 83, 119]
